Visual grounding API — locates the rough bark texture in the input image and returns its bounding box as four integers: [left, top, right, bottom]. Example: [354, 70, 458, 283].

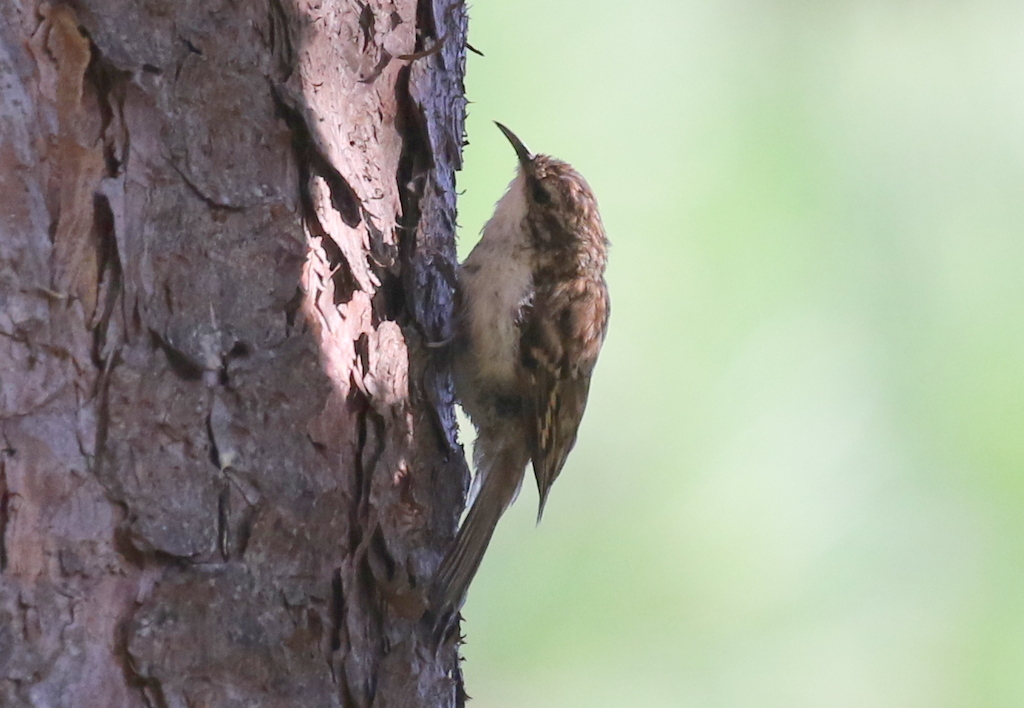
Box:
[0, 0, 469, 706]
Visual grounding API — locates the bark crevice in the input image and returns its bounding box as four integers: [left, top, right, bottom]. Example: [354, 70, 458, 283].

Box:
[1, 0, 470, 704]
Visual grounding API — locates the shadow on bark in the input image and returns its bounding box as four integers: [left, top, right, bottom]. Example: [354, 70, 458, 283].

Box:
[0, 1, 470, 706]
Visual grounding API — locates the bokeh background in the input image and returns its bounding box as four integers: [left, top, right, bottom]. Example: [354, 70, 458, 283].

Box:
[452, 1, 1024, 706]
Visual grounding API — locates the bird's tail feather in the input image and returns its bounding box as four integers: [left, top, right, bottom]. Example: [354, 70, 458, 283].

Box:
[432, 434, 528, 619]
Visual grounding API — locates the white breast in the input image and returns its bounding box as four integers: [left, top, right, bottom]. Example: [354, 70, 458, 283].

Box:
[459, 170, 533, 389]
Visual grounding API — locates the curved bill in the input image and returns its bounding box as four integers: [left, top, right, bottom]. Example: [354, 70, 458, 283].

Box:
[494, 122, 533, 166]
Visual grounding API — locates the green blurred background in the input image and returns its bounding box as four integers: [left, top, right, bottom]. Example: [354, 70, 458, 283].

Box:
[453, 1, 1024, 706]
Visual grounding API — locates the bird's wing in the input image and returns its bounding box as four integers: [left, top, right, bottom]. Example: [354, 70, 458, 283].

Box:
[520, 276, 609, 519]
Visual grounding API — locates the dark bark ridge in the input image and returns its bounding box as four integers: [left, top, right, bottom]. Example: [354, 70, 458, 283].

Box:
[0, 0, 469, 706]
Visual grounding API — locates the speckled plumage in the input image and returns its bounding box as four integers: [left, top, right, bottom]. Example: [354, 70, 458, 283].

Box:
[432, 125, 610, 619]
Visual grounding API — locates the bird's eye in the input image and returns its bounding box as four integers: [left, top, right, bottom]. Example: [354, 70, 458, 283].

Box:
[531, 182, 551, 205]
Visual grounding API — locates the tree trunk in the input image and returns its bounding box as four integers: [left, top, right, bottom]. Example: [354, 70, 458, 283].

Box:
[0, 0, 468, 706]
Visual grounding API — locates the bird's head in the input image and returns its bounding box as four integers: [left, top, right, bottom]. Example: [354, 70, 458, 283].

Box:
[495, 122, 607, 252]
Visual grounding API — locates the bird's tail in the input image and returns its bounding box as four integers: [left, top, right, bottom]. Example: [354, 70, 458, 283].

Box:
[431, 432, 529, 620]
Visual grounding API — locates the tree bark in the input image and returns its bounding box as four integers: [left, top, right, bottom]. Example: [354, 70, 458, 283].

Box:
[0, 0, 468, 706]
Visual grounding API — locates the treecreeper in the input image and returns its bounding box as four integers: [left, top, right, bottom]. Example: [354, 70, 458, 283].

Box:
[432, 123, 611, 621]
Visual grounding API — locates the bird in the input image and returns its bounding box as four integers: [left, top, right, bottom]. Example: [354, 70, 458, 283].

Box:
[431, 122, 610, 620]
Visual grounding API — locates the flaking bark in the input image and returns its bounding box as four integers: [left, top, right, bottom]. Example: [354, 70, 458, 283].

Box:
[0, 0, 470, 705]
